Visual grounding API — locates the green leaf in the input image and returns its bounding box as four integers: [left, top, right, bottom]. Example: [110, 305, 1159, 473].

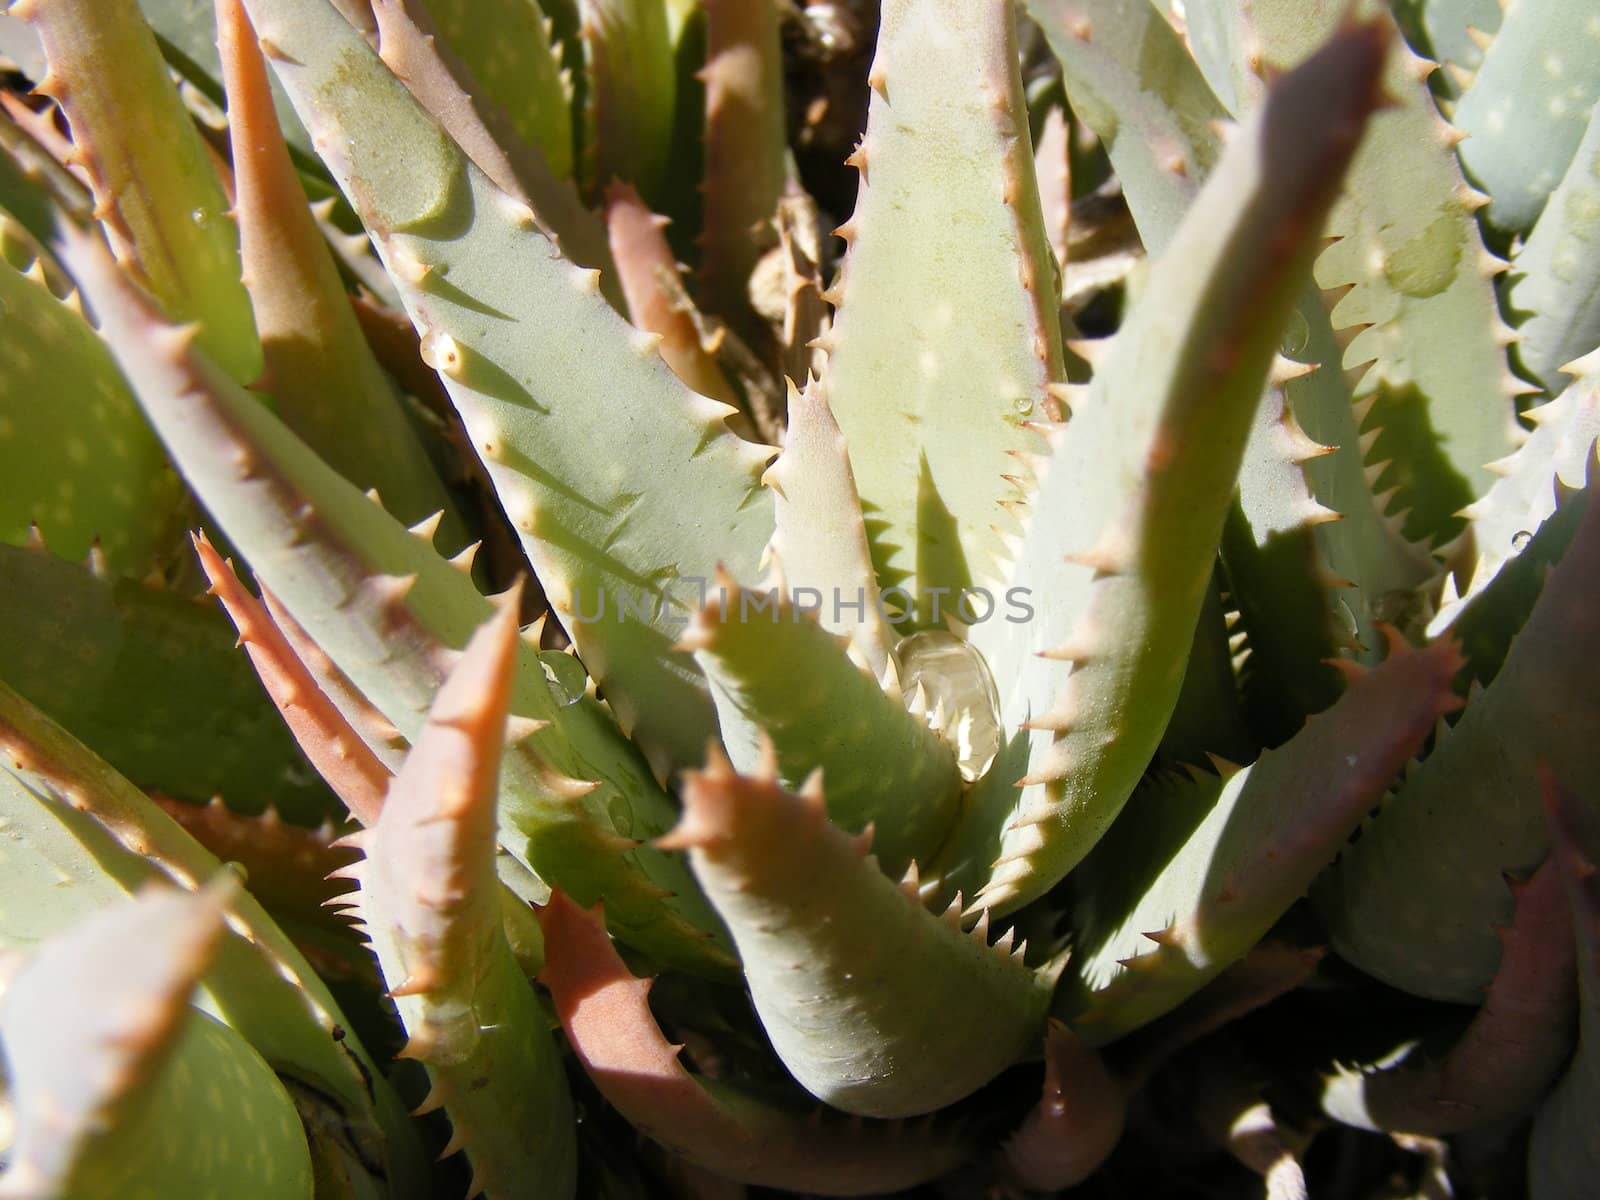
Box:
[664, 752, 1055, 1118]
[0, 258, 184, 575]
[243, 0, 774, 773]
[823, 0, 1065, 617]
[683, 576, 961, 878]
[1507, 107, 1600, 393]
[19, 0, 261, 382]
[0, 681, 426, 1194]
[0, 882, 313, 1200]
[1060, 638, 1461, 1044]
[60, 225, 738, 978]
[0, 542, 342, 825]
[350, 598, 576, 1200]
[538, 891, 978, 1193]
[945, 18, 1391, 914]
[1186, 0, 1525, 550]
[1318, 477, 1600, 1003]
[1453, 0, 1600, 237]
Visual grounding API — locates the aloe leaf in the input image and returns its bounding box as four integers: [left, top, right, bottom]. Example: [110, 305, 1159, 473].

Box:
[1021, 0, 1224, 248]
[59, 226, 738, 978]
[662, 749, 1055, 1119]
[0, 681, 425, 1193]
[421, 0, 572, 179]
[0, 542, 342, 824]
[0, 257, 184, 575]
[135, 0, 317, 161]
[1031, 0, 1441, 671]
[682, 576, 961, 877]
[949, 20, 1389, 915]
[822, 0, 1065, 616]
[1033, 105, 1072, 274]
[1406, 0, 1500, 99]
[698, 0, 786, 345]
[1528, 772, 1600, 1199]
[578, 0, 676, 205]
[218, 0, 465, 546]
[1320, 854, 1576, 1135]
[1057, 638, 1461, 1044]
[538, 891, 977, 1194]
[349, 597, 576, 1200]
[1222, 389, 1347, 744]
[258, 582, 410, 773]
[14, 0, 260, 383]
[764, 379, 896, 682]
[0, 98, 94, 252]
[1115, 941, 1327, 1092]
[1506, 107, 1600, 393]
[1157, 570, 1252, 768]
[1431, 354, 1600, 633]
[366, 0, 619, 300]
[242, 0, 774, 773]
[0, 881, 314, 1200]
[1189, 0, 1526, 550]
[1452, 0, 1600, 237]
[193, 532, 392, 825]
[603, 180, 740, 407]
[151, 795, 361, 942]
[1002, 1023, 1125, 1192]
[1317, 477, 1600, 1003]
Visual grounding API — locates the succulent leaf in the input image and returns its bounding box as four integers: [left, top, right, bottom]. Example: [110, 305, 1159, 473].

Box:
[194, 531, 392, 825]
[420, 0, 573, 180]
[241, 0, 775, 772]
[1506, 107, 1600, 393]
[682, 576, 961, 877]
[1059, 637, 1461, 1043]
[0, 541, 341, 824]
[15, 0, 261, 382]
[1002, 1023, 1124, 1191]
[1031, 0, 1442, 670]
[1528, 771, 1600, 1199]
[949, 19, 1390, 914]
[60, 224, 738, 976]
[0, 681, 425, 1192]
[1452, 0, 1600, 237]
[823, 0, 1065, 613]
[218, 0, 466, 545]
[1432, 353, 1600, 632]
[537, 890, 976, 1195]
[763, 378, 896, 682]
[0, 256, 185, 575]
[0, 880, 315, 1200]
[697, 0, 787, 346]
[365, 0, 619, 301]
[1319, 473, 1600, 1002]
[603, 180, 740, 408]
[353, 595, 577, 1200]
[662, 749, 1055, 1118]
[1186, 0, 1525, 550]
[577, 0, 677, 205]
[1320, 854, 1576, 1134]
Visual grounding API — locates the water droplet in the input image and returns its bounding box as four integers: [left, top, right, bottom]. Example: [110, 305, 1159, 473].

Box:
[418, 328, 463, 377]
[1012, 395, 1033, 416]
[191, 207, 210, 227]
[1512, 529, 1534, 551]
[893, 630, 1002, 782]
[538, 651, 586, 707]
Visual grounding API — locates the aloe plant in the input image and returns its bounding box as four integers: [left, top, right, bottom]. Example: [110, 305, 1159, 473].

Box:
[0, 0, 1597, 1196]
